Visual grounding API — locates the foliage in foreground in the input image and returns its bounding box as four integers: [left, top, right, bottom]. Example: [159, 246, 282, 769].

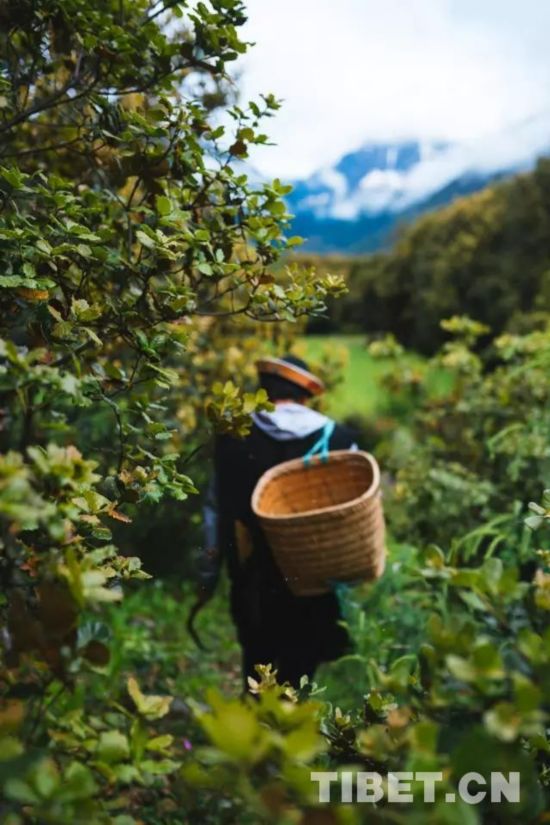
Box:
[5, 322, 544, 823]
[178, 322, 549, 823]
[377, 316, 550, 551]
[0, 1, 344, 822]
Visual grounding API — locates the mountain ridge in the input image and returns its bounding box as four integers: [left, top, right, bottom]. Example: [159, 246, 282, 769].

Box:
[285, 118, 550, 252]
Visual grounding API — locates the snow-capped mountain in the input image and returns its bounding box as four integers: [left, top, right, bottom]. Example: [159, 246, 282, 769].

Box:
[288, 140, 449, 220]
[286, 114, 550, 252]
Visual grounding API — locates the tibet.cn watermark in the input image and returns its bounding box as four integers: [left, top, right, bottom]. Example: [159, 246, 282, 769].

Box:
[310, 771, 520, 804]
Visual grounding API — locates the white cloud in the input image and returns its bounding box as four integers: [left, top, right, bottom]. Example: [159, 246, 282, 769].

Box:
[235, 0, 550, 179]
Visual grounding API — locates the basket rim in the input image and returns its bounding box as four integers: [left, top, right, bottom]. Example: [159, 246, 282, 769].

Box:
[251, 449, 381, 522]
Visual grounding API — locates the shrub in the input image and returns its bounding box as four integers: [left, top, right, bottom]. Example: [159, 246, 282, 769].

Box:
[0, 2, 344, 821]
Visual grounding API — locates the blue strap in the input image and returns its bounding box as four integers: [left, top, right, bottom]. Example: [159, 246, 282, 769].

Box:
[332, 580, 351, 611]
[303, 420, 335, 467]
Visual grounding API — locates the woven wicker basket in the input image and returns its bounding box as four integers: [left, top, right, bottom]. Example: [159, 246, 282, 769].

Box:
[251, 450, 385, 596]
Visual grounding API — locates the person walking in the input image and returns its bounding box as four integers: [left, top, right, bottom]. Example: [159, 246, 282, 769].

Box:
[198, 355, 357, 689]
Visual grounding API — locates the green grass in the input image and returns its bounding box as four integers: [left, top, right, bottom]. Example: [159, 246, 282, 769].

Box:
[301, 334, 450, 420]
[104, 577, 242, 702]
[103, 543, 427, 712]
[302, 334, 393, 418]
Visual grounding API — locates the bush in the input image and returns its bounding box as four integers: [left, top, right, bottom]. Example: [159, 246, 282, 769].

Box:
[182, 320, 550, 822]
[0, 2, 344, 821]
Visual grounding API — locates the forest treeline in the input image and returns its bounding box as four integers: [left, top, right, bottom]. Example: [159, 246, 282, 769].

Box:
[305, 157, 550, 352]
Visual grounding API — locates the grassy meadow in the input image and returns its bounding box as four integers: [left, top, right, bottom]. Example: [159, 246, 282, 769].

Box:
[300, 333, 450, 419]
[302, 334, 391, 417]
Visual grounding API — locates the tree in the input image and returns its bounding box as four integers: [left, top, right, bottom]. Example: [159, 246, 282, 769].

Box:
[0, 2, 344, 820]
[326, 160, 550, 353]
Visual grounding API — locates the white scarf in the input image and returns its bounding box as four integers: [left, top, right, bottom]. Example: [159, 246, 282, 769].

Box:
[252, 402, 331, 441]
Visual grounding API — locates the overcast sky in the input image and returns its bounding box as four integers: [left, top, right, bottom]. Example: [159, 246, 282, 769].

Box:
[235, 0, 550, 179]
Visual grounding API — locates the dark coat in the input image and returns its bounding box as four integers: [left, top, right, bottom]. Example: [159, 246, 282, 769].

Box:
[212, 418, 356, 686]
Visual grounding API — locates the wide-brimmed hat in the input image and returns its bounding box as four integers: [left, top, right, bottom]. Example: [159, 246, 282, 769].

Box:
[255, 355, 325, 397]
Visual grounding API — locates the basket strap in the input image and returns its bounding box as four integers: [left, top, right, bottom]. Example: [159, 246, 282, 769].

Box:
[303, 420, 335, 467]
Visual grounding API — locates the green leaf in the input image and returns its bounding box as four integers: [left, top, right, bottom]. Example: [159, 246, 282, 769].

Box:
[140, 758, 180, 775]
[199, 694, 270, 763]
[146, 734, 174, 752]
[0, 166, 25, 188]
[96, 730, 130, 763]
[59, 761, 97, 801]
[136, 230, 156, 249]
[156, 195, 172, 216]
[4, 777, 41, 804]
[127, 677, 172, 720]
